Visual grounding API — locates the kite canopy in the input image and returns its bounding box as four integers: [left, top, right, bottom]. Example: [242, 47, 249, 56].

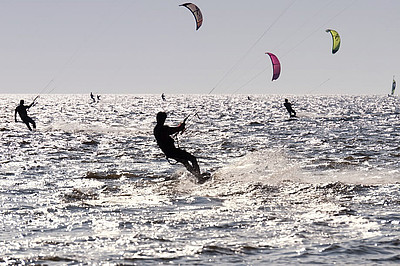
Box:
[180, 3, 203, 30]
[326, 29, 341, 54]
[265, 52, 281, 81]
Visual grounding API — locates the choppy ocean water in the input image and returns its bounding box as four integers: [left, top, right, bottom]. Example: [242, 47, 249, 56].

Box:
[1, 94, 400, 264]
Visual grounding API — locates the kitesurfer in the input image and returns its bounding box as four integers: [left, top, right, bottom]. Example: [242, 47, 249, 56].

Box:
[15, 99, 36, 131]
[284, 98, 296, 117]
[90, 92, 96, 103]
[161, 93, 166, 101]
[154, 112, 208, 182]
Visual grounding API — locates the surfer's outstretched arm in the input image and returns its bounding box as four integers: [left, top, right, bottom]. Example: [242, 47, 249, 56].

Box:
[28, 97, 38, 108]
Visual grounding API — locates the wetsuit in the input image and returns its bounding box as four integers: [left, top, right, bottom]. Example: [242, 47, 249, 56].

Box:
[90, 92, 96, 103]
[153, 111, 212, 183]
[154, 121, 200, 175]
[284, 101, 296, 117]
[15, 102, 36, 131]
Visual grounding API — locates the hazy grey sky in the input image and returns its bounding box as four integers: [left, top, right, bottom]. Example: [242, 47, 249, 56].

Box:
[0, 0, 398, 95]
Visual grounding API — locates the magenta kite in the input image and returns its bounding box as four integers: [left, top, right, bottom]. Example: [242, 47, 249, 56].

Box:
[265, 52, 281, 81]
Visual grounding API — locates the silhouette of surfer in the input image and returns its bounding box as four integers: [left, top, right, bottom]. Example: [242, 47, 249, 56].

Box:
[154, 112, 209, 183]
[97, 95, 101, 102]
[15, 99, 36, 131]
[90, 92, 96, 103]
[161, 93, 166, 101]
[284, 98, 296, 117]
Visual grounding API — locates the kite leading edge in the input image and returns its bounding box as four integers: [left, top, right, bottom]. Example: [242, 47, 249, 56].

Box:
[180, 3, 203, 30]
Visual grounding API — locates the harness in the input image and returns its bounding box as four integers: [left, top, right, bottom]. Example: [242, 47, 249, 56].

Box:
[166, 134, 183, 165]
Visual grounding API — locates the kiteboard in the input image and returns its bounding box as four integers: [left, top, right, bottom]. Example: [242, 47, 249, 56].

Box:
[188, 170, 211, 184]
[197, 172, 212, 184]
[178, 160, 212, 184]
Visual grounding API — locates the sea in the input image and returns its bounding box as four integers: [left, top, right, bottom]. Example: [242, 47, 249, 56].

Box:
[1, 94, 400, 265]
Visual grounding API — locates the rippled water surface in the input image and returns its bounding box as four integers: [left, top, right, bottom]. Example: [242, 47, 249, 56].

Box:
[1, 94, 400, 264]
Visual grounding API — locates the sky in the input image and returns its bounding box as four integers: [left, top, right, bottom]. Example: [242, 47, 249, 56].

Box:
[0, 0, 399, 95]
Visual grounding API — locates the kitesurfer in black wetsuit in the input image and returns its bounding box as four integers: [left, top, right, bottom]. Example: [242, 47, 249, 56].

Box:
[15, 99, 36, 131]
[284, 98, 296, 117]
[90, 92, 96, 103]
[154, 112, 208, 182]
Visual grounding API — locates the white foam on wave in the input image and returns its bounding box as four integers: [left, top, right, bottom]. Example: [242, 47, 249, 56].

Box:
[212, 149, 301, 185]
[171, 149, 302, 195]
[200, 150, 400, 187]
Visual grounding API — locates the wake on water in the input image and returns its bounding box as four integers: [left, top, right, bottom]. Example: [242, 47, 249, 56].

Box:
[170, 148, 397, 199]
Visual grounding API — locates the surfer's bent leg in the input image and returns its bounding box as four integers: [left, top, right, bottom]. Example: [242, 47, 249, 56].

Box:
[25, 122, 32, 131]
[27, 116, 36, 129]
[178, 159, 197, 175]
[173, 149, 200, 174]
[22, 118, 33, 131]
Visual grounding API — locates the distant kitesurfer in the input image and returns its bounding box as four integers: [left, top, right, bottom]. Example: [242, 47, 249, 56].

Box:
[15, 99, 36, 131]
[284, 98, 296, 117]
[154, 112, 208, 183]
[161, 93, 166, 101]
[90, 92, 96, 103]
